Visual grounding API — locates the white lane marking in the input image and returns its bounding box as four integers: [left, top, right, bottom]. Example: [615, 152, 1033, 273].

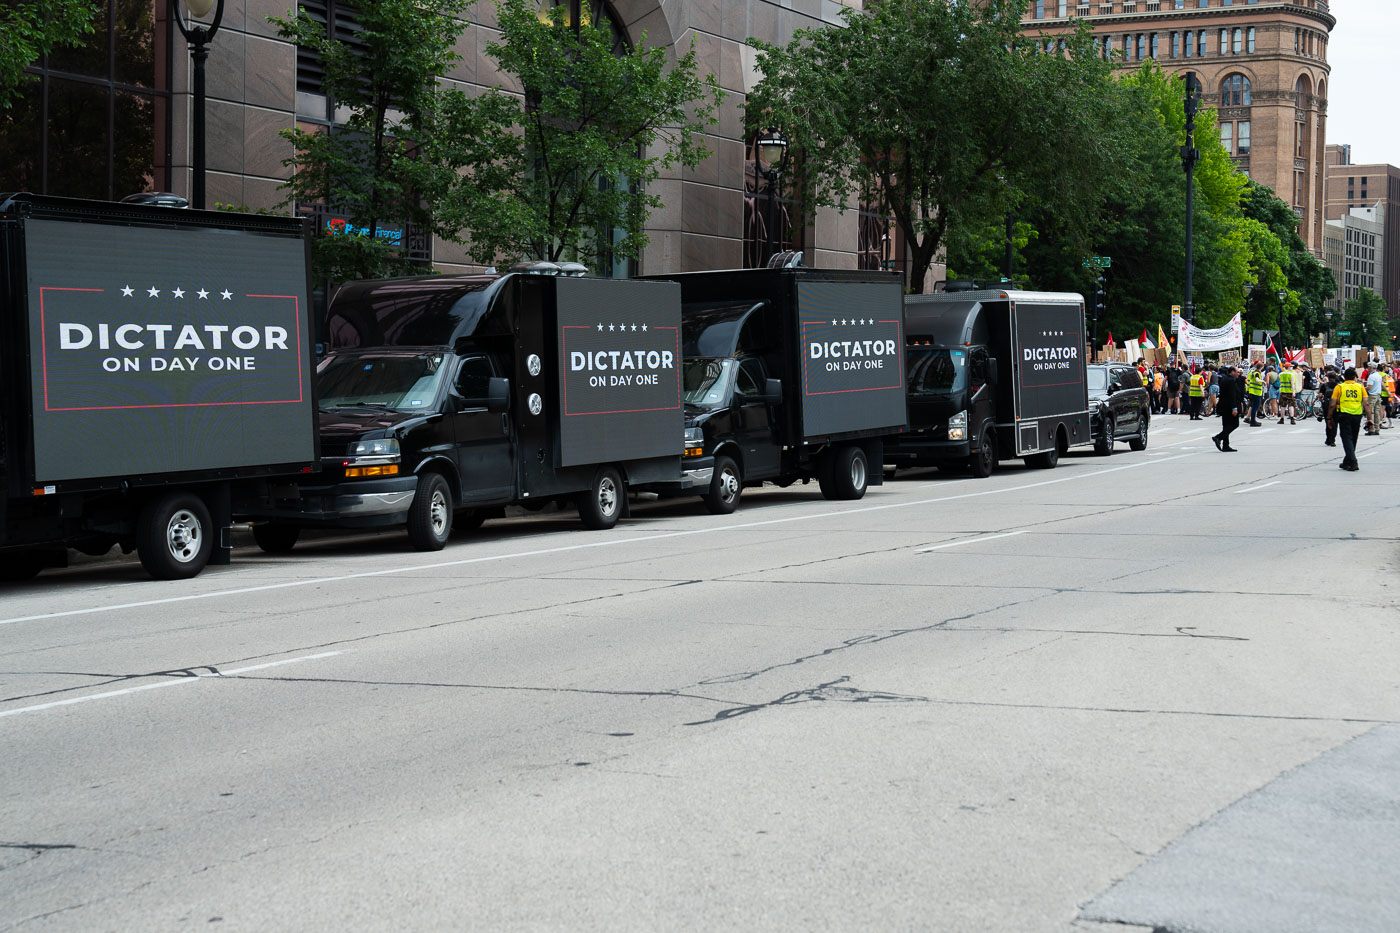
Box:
[1358, 450, 1381, 459]
[917, 530, 1027, 553]
[1233, 481, 1281, 494]
[1179, 429, 1211, 437]
[0, 651, 343, 719]
[0, 454, 1198, 628]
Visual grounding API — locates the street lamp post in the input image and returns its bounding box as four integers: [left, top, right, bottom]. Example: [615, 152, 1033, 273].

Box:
[756, 128, 789, 267]
[1181, 72, 1203, 325]
[172, 0, 225, 210]
[1277, 288, 1288, 349]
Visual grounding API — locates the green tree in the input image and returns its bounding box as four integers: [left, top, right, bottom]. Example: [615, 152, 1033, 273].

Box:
[747, 0, 1118, 294]
[1, 1, 99, 109]
[1341, 289, 1391, 350]
[273, 0, 472, 281]
[1240, 180, 1335, 347]
[432, 0, 722, 272]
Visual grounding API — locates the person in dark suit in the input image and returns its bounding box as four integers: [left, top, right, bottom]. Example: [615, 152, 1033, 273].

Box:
[1213, 364, 1242, 452]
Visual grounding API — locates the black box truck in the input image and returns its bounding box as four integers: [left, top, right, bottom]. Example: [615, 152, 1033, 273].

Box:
[644, 267, 907, 512]
[0, 193, 318, 580]
[246, 269, 683, 551]
[885, 289, 1092, 477]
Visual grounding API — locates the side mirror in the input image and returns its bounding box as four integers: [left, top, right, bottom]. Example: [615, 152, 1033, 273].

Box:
[486, 377, 510, 412]
[763, 378, 783, 404]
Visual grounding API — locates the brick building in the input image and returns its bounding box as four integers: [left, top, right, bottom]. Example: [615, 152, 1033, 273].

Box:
[1021, 0, 1335, 255]
[1323, 143, 1400, 319]
[1, 0, 896, 279]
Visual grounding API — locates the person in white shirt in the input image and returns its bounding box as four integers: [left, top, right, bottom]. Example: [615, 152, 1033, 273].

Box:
[1364, 366, 1385, 435]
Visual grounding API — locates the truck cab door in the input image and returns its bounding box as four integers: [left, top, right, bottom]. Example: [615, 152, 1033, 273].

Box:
[451, 355, 515, 504]
[734, 357, 780, 478]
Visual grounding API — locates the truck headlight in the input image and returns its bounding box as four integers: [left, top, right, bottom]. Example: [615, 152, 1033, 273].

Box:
[947, 410, 967, 441]
[343, 438, 401, 477]
[684, 427, 704, 451]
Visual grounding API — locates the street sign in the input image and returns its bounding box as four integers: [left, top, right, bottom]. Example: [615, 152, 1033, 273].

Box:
[1081, 256, 1111, 269]
[1337, 330, 1351, 336]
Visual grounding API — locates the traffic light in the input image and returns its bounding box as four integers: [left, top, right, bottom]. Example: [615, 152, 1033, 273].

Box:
[1094, 275, 1106, 313]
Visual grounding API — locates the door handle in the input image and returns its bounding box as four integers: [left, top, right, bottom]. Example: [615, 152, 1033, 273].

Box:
[500, 414, 509, 435]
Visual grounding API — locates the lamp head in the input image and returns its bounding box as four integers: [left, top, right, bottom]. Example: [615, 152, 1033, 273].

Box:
[756, 127, 788, 172]
[184, 0, 218, 16]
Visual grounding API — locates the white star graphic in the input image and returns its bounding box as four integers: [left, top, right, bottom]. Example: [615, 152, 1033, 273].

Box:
[121, 285, 134, 297]
[831, 319, 837, 326]
[608, 324, 615, 331]
[197, 288, 209, 299]
[147, 286, 160, 297]
[641, 324, 647, 332]
[220, 289, 232, 300]
[631, 324, 638, 332]
[597, 323, 604, 331]
[172, 287, 185, 298]
[842, 319, 849, 326]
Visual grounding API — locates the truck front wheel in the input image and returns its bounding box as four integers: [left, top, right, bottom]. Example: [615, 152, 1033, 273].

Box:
[703, 456, 742, 515]
[968, 427, 998, 478]
[406, 472, 453, 551]
[577, 466, 623, 529]
[137, 491, 213, 580]
[252, 523, 300, 554]
[820, 446, 869, 500]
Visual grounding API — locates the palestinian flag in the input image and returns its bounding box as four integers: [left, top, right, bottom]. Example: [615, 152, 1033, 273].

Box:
[1139, 328, 1155, 350]
[1266, 338, 1281, 365]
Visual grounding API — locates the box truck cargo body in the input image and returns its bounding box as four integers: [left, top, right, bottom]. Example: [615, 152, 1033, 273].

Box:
[0, 194, 318, 579]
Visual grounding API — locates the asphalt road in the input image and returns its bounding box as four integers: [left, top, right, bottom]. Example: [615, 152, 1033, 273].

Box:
[3, 414, 1398, 932]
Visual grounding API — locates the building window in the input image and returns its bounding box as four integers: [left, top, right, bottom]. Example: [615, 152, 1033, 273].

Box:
[1220, 122, 1233, 153]
[1220, 74, 1251, 107]
[1035, 0, 1044, 17]
[1232, 29, 1242, 53]
[1247, 27, 1256, 53]
[1237, 120, 1250, 155]
[1058, 0, 1068, 16]
[1174, 0, 1184, 7]
[1136, 34, 1146, 60]
[0, 0, 171, 200]
[1185, 31, 1195, 57]
[1198, 31, 1207, 56]
[1219, 30, 1228, 55]
[1150, 33, 1159, 58]
[1171, 32, 1180, 58]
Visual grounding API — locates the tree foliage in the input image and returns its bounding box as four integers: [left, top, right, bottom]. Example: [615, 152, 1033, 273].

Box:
[748, 0, 1118, 293]
[432, 0, 722, 272]
[0, 1, 100, 110]
[1340, 289, 1391, 350]
[273, 0, 473, 281]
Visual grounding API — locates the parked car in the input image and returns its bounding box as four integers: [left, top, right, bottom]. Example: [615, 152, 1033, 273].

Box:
[1087, 363, 1150, 455]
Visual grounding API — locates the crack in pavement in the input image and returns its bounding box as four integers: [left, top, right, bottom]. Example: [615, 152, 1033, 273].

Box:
[683, 675, 929, 726]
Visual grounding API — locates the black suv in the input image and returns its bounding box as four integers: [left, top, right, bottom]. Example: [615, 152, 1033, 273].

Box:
[1088, 363, 1150, 455]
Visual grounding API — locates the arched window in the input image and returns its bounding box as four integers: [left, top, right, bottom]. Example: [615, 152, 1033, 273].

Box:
[1295, 75, 1312, 108]
[1220, 74, 1251, 107]
[1232, 28, 1242, 54]
[1247, 27, 1256, 53]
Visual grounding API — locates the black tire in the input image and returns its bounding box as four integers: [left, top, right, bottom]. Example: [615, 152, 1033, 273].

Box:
[703, 455, 742, 515]
[821, 445, 868, 500]
[935, 462, 966, 475]
[251, 523, 300, 554]
[137, 491, 213, 580]
[1094, 417, 1114, 457]
[577, 465, 623, 530]
[0, 552, 46, 582]
[406, 472, 453, 551]
[1026, 433, 1061, 470]
[1128, 416, 1149, 451]
[968, 426, 998, 478]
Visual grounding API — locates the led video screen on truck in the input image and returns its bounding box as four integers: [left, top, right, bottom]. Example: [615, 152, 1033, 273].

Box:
[23, 219, 316, 483]
[1012, 299, 1089, 421]
[796, 279, 907, 438]
[555, 276, 683, 468]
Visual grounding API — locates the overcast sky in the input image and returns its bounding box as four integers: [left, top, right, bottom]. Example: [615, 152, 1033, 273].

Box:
[1325, 1, 1399, 166]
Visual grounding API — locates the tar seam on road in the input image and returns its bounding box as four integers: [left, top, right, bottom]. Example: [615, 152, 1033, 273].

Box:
[0, 454, 1197, 629]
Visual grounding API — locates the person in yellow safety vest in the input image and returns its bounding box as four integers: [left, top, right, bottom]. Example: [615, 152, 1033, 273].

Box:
[1187, 370, 1205, 420]
[1384, 366, 1396, 427]
[1328, 367, 1368, 471]
[1245, 364, 1265, 426]
[1277, 362, 1300, 425]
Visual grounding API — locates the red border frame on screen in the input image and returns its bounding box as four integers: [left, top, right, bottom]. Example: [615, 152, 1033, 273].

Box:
[560, 325, 682, 416]
[38, 287, 306, 411]
[801, 319, 905, 396]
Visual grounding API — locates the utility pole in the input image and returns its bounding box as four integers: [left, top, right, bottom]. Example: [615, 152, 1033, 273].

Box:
[1181, 72, 1202, 325]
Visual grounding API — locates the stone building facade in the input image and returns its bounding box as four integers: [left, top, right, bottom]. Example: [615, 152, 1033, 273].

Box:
[1323, 143, 1400, 319]
[1021, 0, 1335, 255]
[3, 0, 901, 279]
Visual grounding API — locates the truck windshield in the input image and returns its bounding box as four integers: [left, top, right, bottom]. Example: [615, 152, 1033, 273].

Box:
[316, 352, 449, 411]
[683, 358, 736, 410]
[906, 347, 967, 396]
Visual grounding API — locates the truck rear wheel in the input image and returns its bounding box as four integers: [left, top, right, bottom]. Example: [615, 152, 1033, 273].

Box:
[577, 465, 623, 530]
[820, 445, 868, 500]
[406, 472, 453, 551]
[1026, 430, 1063, 469]
[252, 523, 300, 554]
[703, 456, 742, 515]
[137, 491, 213, 580]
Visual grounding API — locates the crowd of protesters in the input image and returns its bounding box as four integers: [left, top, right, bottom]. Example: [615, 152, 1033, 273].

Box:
[1128, 355, 1395, 470]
